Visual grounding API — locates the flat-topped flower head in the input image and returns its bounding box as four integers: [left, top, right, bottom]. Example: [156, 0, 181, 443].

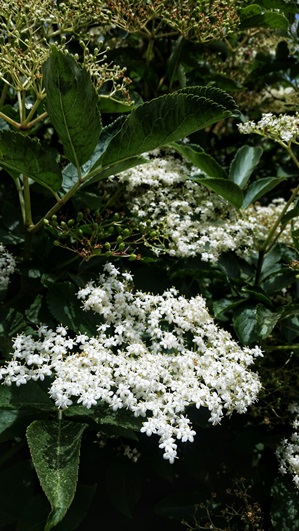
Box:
[238, 113, 299, 145]
[0, 263, 262, 462]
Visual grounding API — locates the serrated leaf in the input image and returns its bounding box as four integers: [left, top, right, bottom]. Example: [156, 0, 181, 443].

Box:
[242, 177, 286, 209]
[170, 141, 228, 178]
[229, 145, 263, 188]
[189, 176, 243, 208]
[42, 48, 102, 167]
[26, 419, 87, 530]
[47, 281, 98, 335]
[93, 86, 239, 170]
[0, 131, 62, 192]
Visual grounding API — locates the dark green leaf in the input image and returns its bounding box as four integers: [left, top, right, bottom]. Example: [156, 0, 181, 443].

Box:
[0, 381, 54, 411]
[233, 305, 258, 345]
[263, 269, 297, 293]
[0, 131, 62, 192]
[170, 141, 228, 178]
[94, 86, 239, 170]
[240, 12, 289, 30]
[189, 176, 243, 208]
[271, 476, 299, 530]
[281, 200, 299, 226]
[47, 282, 98, 335]
[229, 145, 263, 188]
[54, 483, 96, 531]
[42, 48, 102, 167]
[256, 304, 283, 339]
[242, 177, 286, 209]
[83, 156, 148, 187]
[26, 419, 87, 530]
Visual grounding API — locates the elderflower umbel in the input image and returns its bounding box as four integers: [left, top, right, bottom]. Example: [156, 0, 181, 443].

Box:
[0, 263, 262, 463]
[106, 151, 266, 262]
[238, 113, 299, 144]
[0, 244, 16, 290]
[276, 404, 299, 488]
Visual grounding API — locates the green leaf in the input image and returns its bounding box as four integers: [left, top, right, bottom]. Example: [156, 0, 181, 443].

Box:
[94, 86, 239, 170]
[281, 200, 299, 226]
[0, 131, 62, 192]
[170, 141, 228, 179]
[42, 48, 102, 167]
[83, 155, 148, 188]
[233, 303, 282, 344]
[271, 476, 299, 530]
[233, 305, 258, 345]
[242, 177, 286, 209]
[98, 95, 135, 113]
[240, 11, 289, 30]
[229, 145, 263, 188]
[0, 381, 54, 411]
[189, 176, 243, 208]
[26, 419, 87, 530]
[256, 0, 298, 13]
[47, 281, 98, 336]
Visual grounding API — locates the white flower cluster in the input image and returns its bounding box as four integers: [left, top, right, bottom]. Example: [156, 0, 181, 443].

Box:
[0, 263, 262, 462]
[238, 113, 299, 144]
[0, 243, 16, 290]
[109, 153, 265, 262]
[276, 404, 299, 488]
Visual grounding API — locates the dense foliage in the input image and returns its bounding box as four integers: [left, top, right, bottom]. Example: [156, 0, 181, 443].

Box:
[1, 1, 299, 529]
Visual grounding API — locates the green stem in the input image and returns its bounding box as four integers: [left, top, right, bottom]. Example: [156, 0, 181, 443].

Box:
[23, 175, 33, 229]
[0, 81, 9, 109]
[27, 173, 83, 233]
[254, 145, 299, 285]
[21, 93, 47, 128]
[0, 111, 20, 129]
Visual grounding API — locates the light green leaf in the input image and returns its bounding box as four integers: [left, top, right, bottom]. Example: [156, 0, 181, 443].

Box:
[229, 145, 263, 188]
[42, 48, 102, 167]
[189, 176, 243, 208]
[93, 86, 239, 170]
[26, 419, 87, 530]
[0, 131, 62, 192]
[170, 141, 228, 179]
[242, 177, 286, 209]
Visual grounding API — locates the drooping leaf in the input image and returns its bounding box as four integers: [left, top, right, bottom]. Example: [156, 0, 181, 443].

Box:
[242, 177, 286, 209]
[229, 145, 263, 188]
[26, 419, 87, 530]
[0, 131, 62, 192]
[170, 141, 228, 179]
[189, 176, 243, 208]
[92, 86, 239, 170]
[42, 47, 102, 167]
